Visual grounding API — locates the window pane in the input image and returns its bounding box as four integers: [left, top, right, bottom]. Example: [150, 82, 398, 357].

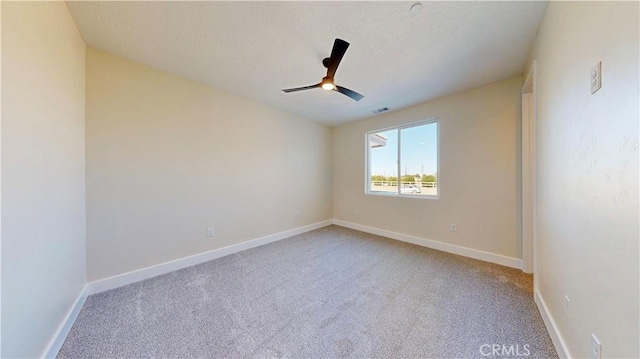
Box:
[368, 129, 398, 194]
[400, 123, 438, 196]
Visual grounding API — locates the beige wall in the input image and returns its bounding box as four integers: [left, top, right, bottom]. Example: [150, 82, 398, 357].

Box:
[86, 48, 332, 281]
[3, 3, 637, 357]
[1, 2, 87, 357]
[333, 77, 522, 259]
[526, 2, 639, 357]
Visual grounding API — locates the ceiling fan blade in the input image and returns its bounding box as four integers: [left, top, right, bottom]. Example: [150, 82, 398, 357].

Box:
[335, 86, 364, 101]
[282, 83, 321, 93]
[326, 39, 349, 79]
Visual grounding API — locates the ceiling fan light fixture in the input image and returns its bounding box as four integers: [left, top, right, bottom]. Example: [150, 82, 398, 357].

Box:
[321, 78, 335, 91]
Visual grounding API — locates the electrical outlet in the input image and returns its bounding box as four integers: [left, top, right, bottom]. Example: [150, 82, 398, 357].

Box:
[591, 61, 602, 94]
[564, 295, 570, 319]
[295, 211, 300, 219]
[591, 333, 602, 359]
[206, 227, 215, 237]
[450, 223, 457, 232]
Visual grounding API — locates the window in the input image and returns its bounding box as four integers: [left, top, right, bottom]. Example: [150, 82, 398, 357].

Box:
[366, 119, 438, 198]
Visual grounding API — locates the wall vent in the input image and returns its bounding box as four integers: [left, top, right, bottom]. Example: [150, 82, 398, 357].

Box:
[371, 107, 389, 114]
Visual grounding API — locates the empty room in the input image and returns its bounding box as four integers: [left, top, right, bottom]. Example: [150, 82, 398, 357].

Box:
[1, 1, 638, 358]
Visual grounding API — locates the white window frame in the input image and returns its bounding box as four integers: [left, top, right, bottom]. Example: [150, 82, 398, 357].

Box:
[365, 118, 439, 199]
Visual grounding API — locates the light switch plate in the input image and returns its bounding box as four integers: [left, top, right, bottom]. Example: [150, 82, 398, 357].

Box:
[591, 62, 602, 94]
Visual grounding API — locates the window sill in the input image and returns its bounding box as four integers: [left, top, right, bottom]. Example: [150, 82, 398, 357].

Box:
[365, 191, 439, 200]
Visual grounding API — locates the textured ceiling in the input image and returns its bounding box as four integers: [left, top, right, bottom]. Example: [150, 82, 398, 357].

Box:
[66, 1, 547, 126]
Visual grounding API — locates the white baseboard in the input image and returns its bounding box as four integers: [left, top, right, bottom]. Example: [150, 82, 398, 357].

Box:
[46, 219, 524, 358]
[332, 219, 523, 270]
[42, 286, 88, 359]
[86, 219, 333, 295]
[534, 289, 571, 358]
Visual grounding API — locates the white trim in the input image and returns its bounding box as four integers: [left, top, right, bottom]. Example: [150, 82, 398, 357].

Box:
[521, 61, 537, 275]
[332, 219, 522, 269]
[521, 91, 534, 273]
[531, 61, 539, 288]
[365, 130, 372, 195]
[534, 289, 571, 358]
[45, 219, 524, 358]
[42, 287, 88, 359]
[44, 220, 333, 358]
[365, 118, 439, 200]
[396, 123, 402, 194]
[86, 220, 333, 295]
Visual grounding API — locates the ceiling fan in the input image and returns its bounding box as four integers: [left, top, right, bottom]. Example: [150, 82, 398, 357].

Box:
[282, 38, 364, 102]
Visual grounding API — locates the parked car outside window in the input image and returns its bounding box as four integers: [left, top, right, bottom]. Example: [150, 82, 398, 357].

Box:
[401, 184, 421, 194]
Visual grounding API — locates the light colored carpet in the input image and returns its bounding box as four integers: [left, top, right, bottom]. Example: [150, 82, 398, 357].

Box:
[58, 225, 557, 358]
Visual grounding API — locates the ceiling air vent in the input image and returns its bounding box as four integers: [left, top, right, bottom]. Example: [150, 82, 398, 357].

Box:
[371, 107, 389, 114]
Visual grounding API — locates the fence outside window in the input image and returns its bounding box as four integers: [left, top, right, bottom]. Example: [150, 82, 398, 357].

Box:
[370, 181, 437, 188]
